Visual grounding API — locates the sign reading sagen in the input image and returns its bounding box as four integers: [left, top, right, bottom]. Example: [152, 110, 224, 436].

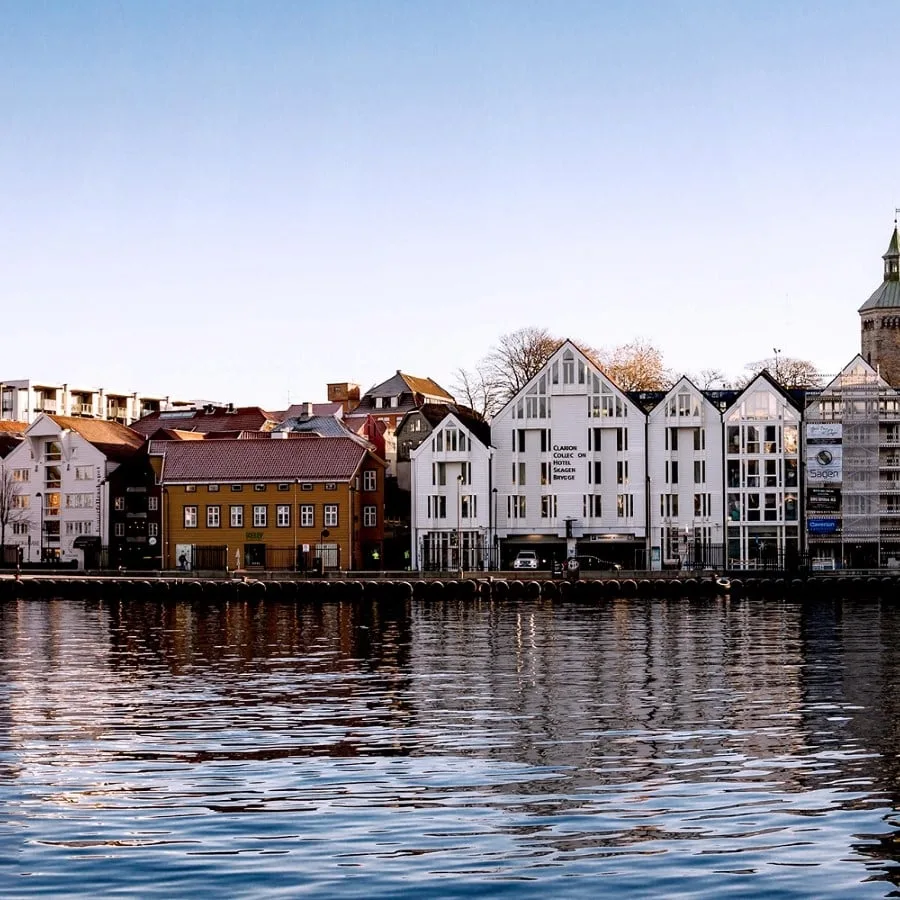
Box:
[552, 445, 587, 481]
[805, 423, 842, 485]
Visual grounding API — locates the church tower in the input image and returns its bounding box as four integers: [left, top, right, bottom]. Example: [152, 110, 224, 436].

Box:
[860, 221, 900, 386]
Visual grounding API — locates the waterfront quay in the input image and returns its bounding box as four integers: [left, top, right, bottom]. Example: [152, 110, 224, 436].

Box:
[2, 568, 898, 602]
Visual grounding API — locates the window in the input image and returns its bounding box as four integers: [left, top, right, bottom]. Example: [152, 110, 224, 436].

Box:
[617, 494, 633, 517]
[693, 428, 705, 451]
[74, 466, 94, 481]
[12, 494, 29, 509]
[541, 462, 552, 485]
[660, 494, 678, 517]
[508, 496, 526, 518]
[363, 505, 377, 527]
[277, 483, 290, 492]
[230, 505, 243, 527]
[514, 429, 525, 452]
[208, 484, 220, 492]
[460, 495, 477, 519]
[45, 466, 61, 488]
[694, 460, 705, 484]
[276, 504, 290, 527]
[666, 427, 679, 451]
[375, 397, 383, 409]
[207, 505, 221, 528]
[693, 493, 710, 517]
[148, 523, 159, 537]
[616, 428, 628, 452]
[231, 484, 243, 492]
[66, 492, 94, 509]
[617, 461, 629, 485]
[65, 520, 92, 536]
[148, 497, 158, 511]
[114, 523, 125, 537]
[324, 482, 337, 491]
[764, 459, 778, 487]
[253, 505, 267, 527]
[185, 484, 197, 493]
[44, 441, 61, 461]
[584, 494, 602, 517]
[184, 505, 198, 528]
[114, 496, 125, 511]
[513, 462, 526, 485]
[591, 461, 602, 484]
[540, 495, 557, 518]
[746, 459, 760, 487]
[300, 504, 314, 526]
[459, 462, 471, 485]
[363, 470, 377, 491]
[666, 460, 678, 484]
[13, 523, 28, 535]
[428, 496, 447, 519]
[435, 462, 447, 485]
[12, 468, 29, 483]
[324, 504, 338, 527]
[590, 427, 602, 451]
[254, 484, 266, 492]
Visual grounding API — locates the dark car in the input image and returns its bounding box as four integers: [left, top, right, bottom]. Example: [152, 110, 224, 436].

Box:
[574, 555, 616, 571]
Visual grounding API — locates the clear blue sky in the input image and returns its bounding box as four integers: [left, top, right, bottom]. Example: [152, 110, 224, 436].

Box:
[2, 1, 898, 406]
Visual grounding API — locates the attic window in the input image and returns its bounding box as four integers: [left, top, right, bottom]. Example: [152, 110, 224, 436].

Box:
[277, 483, 290, 491]
[301, 483, 314, 491]
[375, 397, 383, 409]
[254, 484, 266, 492]
[325, 482, 337, 491]
[208, 484, 220, 492]
[390, 396, 398, 408]
[231, 484, 243, 492]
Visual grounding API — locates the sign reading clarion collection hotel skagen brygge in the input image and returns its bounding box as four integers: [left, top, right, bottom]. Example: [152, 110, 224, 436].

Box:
[552, 445, 586, 481]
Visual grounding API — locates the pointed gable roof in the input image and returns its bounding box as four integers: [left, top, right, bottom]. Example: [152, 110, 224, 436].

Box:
[44, 414, 144, 461]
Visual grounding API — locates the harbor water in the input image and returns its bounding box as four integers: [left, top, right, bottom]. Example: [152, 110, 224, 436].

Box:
[2, 594, 900, 897]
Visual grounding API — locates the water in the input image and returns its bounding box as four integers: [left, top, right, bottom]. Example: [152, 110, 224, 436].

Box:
[2, 595, 900, 898]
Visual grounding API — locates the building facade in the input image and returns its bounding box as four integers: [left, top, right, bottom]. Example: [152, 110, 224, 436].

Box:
[0, 380, 173, 426]
[860, 223, 900, 386]
[155, 437, 385, 571]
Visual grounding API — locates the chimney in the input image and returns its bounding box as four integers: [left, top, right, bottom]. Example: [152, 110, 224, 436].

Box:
[304, 402, 313, 416]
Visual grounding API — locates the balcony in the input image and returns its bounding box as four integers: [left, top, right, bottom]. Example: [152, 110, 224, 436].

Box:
[73, 402, 94, 416]
[33, 401, 57, 413]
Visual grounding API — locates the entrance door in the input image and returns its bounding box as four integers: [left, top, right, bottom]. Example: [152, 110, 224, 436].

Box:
[244, 544, 266, 568]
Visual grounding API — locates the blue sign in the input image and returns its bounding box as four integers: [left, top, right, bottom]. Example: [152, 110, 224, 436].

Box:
[807, 518, 839, 535]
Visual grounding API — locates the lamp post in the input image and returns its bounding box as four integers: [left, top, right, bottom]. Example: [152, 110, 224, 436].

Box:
[456, 474, 463, 577]
[492, 487, 499, 570]
[35, 491, 43, 564]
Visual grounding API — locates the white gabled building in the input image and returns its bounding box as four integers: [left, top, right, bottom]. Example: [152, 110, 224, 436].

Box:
[1, 414, 144, 566]
[723, 372, 802, 568]
[491, 341, 647, 568]
[410, 411, 493, 571]
[647, 377, 725, 569]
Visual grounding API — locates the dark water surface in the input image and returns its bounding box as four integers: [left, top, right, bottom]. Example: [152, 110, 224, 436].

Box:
[2, 595, 900, 898]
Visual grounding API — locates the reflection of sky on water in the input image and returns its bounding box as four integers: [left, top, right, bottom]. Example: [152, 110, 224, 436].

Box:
[1, 596, 899, 897]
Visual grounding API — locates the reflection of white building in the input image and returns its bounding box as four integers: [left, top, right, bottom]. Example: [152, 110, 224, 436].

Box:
[0, 379, 174, 426]
[724, 372, 802, 568]
[647, 377, 725, 568]
[2, 414, 143, 565]
[410, 412, 493, 571]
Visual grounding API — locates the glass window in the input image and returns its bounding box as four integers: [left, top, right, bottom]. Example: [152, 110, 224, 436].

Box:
[184, 505, 198, 528]
[276, 504, 290, 527]
[363, 505, 377, 527]
[230, 506, 243, 527]
[324, 504, 338, 527]
[207, 505, 221, 527]
[363, 470, 377, 491]
[301, 505, 314, 527]
[253, 505, 267, 527]
[148, 497, 159, 511]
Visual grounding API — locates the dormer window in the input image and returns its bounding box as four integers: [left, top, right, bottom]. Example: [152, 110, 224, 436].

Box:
[390, 396, 398, 408]
[375, 397, 383, 409]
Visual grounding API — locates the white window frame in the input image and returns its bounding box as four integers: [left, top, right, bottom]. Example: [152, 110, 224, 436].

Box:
[276, 504, 291, 527]
[324, 504, 338, 527]
[184, 505, 198, 528]
[363, 470, 377, 491]
[300, 504, 314, 527]
[207, 505, 221, 528]
[363, 505, 377, 527]
[230, 505, 243, 528]
[253, 505, 267, 528]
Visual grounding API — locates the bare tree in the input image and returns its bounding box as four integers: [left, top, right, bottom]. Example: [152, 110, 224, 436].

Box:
[0, 464, 27, 554]
[451, 363, 504, 420]
[595, 338, 674, 391]
[483, 327, 562, 403]
[737, 355, 823, 389]
[685, 368, 730, 390]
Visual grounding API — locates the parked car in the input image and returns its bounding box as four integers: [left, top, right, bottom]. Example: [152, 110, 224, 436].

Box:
[574, 555, 617, 571]
[512, 550, 540, 570]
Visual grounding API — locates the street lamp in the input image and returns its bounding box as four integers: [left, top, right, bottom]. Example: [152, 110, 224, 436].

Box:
[456, 474, 463, 577]
[35, 491, 43, 564]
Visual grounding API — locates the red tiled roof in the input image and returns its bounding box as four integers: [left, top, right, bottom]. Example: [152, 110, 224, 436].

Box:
[158, 436, 373, 483]
[130, 406, 278, 437]
[48, 415, 145, 461]
[0, 420, 28, 434]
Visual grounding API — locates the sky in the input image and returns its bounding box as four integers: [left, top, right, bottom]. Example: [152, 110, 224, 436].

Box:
[2, 1, 899, 408]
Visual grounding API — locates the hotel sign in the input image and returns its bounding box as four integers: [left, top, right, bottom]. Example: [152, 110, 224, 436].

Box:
[552, 444, 587, 482]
